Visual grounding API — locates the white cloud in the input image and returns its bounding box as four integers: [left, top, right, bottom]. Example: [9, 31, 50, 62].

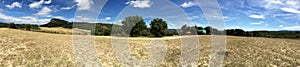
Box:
[61, 7, 72, 10]
[251, 21, 264, 25]
[249, 15, 265, 19]
[0, 13, 49, 24]
[283, 26, 300, 30]
[285, 0, 299, 9]
[20, 16, 36, 19]
[268, 0, 283, 4]
[6, 2, 22, 9]
[29, 0, 44, 9]
[125, 0, 152, 8]
[75, 16, 91, 21]
[105, 17, 111, 20]
[285, 0, 298, 6]
[117, 20, 123, 23]
[53, 16, 64, 19]
[280, 7, 300, 14]
[181, 2, 196, 8]
[234, 26, 240, 29]
[279, 25, 284, 27]
[36, 7, 52, 16]
[75, 0, 93, 10]
[265, 24, 269, 26]
[44, 0, 51, 4]
[61, 5, 76, 10]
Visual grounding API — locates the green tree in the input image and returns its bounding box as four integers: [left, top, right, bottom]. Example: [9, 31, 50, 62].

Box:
[150, 18, 168, 37]
[121, 16, 151, 37]
[205, 26, 212, 35]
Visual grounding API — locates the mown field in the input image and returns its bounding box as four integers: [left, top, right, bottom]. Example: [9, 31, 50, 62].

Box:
[0, 28, 300, 67]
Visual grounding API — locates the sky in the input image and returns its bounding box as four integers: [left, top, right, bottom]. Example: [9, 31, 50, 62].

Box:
[0, 0, 299, 31]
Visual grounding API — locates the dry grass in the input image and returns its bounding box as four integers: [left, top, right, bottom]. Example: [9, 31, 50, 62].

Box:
[0, 28, 300, 67]
[39, 27, 73, 34]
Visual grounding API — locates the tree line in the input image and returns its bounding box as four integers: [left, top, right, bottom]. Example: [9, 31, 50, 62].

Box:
[0, 23, 40, 31]
[1, 16, 299, 38]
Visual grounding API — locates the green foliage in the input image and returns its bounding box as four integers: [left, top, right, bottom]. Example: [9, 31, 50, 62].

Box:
[226, 29, 246, 36]
[0, 23, 40, 31]
[94, 24, 111, 36]
[121, 16, 152, 37]
[166, 29, 179, 36]
[204, 26, 212, 35]
[249, 31, 300, 38]
[150, 18, 168, 37]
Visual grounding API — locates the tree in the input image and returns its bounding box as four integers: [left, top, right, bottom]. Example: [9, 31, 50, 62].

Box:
[121, 16, 151, 37]
[150, 18, 168, 37]
[205, 26, 212, 35]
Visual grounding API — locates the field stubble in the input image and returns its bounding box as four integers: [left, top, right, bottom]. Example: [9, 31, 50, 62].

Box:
[0, 28, 300, 67]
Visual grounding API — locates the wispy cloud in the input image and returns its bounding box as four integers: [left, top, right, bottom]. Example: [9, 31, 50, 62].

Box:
[249, 15, 265, 19]
[283, 26, 300, 30]
[53, 16, 65, 19]
[250, 21, 264, 25]
[60, 5, 76, 10]
[280, 7, 300, 14]
[29, 0, 44, 9]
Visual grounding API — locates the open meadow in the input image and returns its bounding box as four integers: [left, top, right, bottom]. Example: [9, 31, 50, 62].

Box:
[0, 28, 300, 67]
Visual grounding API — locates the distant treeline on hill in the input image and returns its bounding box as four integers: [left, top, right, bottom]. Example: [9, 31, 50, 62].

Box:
[0, 23, 40, 31]
[1, 16, 299, 38]
[38, 17, 300, 38]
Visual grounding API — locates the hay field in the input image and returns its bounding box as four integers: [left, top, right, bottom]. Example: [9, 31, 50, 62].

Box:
[0, 28, 300, 67]
[39, 27, 73, 34]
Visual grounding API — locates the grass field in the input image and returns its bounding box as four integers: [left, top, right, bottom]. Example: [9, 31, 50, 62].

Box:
[0, 28, 300, 67]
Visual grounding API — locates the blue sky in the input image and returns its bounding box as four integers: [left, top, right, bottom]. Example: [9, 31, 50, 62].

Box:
[0, 0, 299, 31]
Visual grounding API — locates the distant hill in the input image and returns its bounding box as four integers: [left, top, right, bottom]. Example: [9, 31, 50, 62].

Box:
[40, 18, 119, 29]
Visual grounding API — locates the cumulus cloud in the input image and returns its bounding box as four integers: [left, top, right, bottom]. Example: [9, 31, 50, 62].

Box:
[36, 7, 52, 16]
[29, 0, 44, 9]
[75, 0, 93, 10]
[6, 2, 22, 9]
[44, 0, 51, 4]
[180, 2, 196, 8]
[249, 15, 265, 19]
[280, 7, 300, 14]
[125, 0, 152, 8]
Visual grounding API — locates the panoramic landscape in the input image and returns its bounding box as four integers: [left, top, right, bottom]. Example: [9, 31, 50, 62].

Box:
[0, 0, 300, 67]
